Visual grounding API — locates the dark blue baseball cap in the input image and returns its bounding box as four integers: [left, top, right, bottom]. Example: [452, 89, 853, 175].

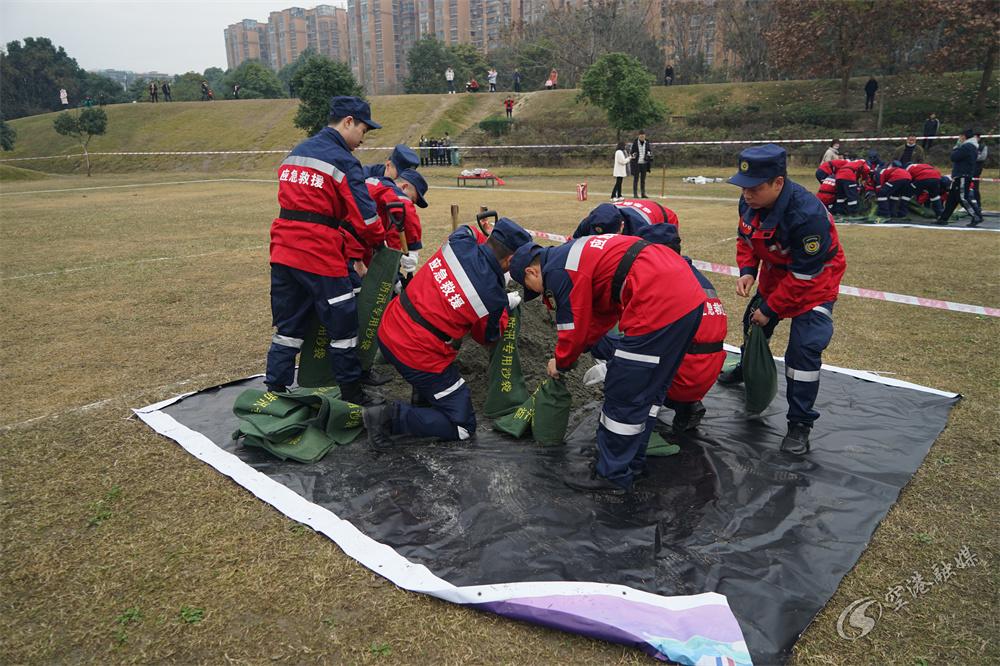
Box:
[397, 168, 428, 208]
[328, 96, 381, 129]
[390, 144, 419, 172]
[728, 144, 787, 188]
[491, 218, 532, 253]
[573, 203, 624, 238]
[509, 242, 545, 300]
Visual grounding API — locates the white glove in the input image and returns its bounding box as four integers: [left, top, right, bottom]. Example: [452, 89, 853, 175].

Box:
[583, 360, 608, 387]
[506, 291, 522, 310]
[504, 271, 512, 287]
[399, 251, 419, 274]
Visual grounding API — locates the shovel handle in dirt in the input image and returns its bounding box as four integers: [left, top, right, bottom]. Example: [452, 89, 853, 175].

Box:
[386, 202, 409, 253]
[476, 209, 499, 236]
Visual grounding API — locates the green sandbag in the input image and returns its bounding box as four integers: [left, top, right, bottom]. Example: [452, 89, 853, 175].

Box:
[356, 246, 402, 370]
[646, 431, 680, 457]
[531, 378, 572, 446]
[232, 386, 364, 463]
[494, 378, 572, 445]
[743, 323, 777, 415]
[483, 305, 530, 418]
[298, 247, 403, 388]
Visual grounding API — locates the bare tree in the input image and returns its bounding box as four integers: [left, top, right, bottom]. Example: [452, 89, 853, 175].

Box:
[718, 0, 776, 82]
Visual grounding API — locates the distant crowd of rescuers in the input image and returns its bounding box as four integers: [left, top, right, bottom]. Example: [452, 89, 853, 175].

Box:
[266, 95, 846, 494]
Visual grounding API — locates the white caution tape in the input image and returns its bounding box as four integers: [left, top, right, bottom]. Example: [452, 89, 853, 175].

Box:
[522, 227, 1000, 318]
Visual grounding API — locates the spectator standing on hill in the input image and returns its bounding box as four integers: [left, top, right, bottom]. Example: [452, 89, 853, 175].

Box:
[821, 140, 840, 163]
[611, 141, 628, 200]
[60, 88, 68, 106]
[149, 81, 158, 103]
[419, 135, 428, 166]
[512, 68, 522, 93]
[233, 83, 241, 99]
[864, 76, 878, 111]
[664, 64, 674, 86]
[922, 113, 940, 149]
[201, 80, 210, 101]
[893, 136, 925, 166]
[162, 80, 172, 102]
[504, 96, 515, 119]
[488, 67, 498, 93]
[545, 69, 558, 90]
[938, 129, 984, 227]
[445, 67, 455, 94]
[630, 130, 652, 198]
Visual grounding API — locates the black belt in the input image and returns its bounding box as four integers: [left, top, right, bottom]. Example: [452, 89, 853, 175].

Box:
[688, 341, 724, 355]
[279, 207, 344, 228]
[399, 289, 454, 344]
[611, 239, 651, 304]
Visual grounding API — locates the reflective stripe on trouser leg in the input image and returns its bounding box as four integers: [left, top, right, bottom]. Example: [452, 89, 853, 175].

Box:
[313, 273, 363, 386]
[378, 338, 476, 441]
[597, 305, 702, 487]
[877, 185, 894, 216]
[783, 301, 834, 424]
[267, 263, 315, 388]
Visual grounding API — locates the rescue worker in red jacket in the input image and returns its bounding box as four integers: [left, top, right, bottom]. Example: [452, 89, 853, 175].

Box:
[364, 218, 531, 447]
[905, 163, 944, 218]
[874, 161, 913, 218]
[719, 144, 847, 454]
[362, 168, 428, 270]
[572, 201, 679, 238]
[509, 233, 706, 494]
[266, 96, 385, 405]
[816, 177, 838, 211]
[833, 159, 869, 215]
[579, 209, 727, 434]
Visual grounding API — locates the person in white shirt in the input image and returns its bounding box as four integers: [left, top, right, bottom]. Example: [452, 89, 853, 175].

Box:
[821, 140, 840, 163]
[487, 68, 498, 92]
[611, 142, 628, 200]
[445, 67, 455, 94]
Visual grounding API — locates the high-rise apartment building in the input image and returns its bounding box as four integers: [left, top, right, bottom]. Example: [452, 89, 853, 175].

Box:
[224, 19, 270, 70]
[224, 5, 349, 72]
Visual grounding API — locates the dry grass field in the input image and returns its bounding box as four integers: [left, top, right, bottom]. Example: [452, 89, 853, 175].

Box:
[1, 166, 997, 664]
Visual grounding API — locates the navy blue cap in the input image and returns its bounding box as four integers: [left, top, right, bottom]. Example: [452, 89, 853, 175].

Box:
[509, 242, 544, 301]
[397, 168, 428, 208]
[728, 144, 787, 188]
[390, 144, 419, 172]
[328, 96, 381, 129]
[573, 203, 624, 238]
[490, 217, 531, 253]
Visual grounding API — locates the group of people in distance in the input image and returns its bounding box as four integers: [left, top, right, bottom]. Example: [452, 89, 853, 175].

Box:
[264, 94, 844, 495]
[815, 130, 986, 227]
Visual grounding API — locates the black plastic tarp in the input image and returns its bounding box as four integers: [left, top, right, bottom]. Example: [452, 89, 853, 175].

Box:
[152, 360, 958, 664]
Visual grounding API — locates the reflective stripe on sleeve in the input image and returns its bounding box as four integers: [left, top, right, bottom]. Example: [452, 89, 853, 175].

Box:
[564, 237, 588, 271]
[329, 337, 358, 349]
[648, 405, 660, 418]
[614, 349, 660, 365]
[812, 305, 832, 318]
[272, 334, 304, 349]
[599, 413, 646, 436]
[556, 322, 575, 331]
[433, 378, 466, 400]
[280, 155, 345, 182]
[785, 367, 820, 382]
[703, 288, 718, 299]
[441, 243, 489, 318]
[363, 214, 380, 226]
[365, 177, 380, 185]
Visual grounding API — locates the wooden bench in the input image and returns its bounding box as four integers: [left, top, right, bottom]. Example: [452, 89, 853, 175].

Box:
[457, 175, 496, 187]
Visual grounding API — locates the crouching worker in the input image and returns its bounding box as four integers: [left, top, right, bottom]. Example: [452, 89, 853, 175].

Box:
[509, 233, 706, 494]
[363, 218, 532, 448]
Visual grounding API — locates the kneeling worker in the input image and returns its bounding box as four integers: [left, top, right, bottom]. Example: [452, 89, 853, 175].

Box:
[509, 233, 706, 494]
[720, 144, 847, 454]
[364, 218, 531, 447]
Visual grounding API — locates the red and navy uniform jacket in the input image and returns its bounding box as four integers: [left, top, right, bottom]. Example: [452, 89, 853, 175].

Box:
[737, 179, 846, 320]
[614, 199, 680, 228]
[541, 234, 705, 371]
[816, 177, 837, 207]
[817, 159, 847, 179]
[270, 127, 383, 277]
[378, 226, 509, 373]
[905, 163, 941, 183]
[878, 164, 912, 187]
[667, 258, 728, 403]
[834, 159, 870, 182]
[364, 176, 423, 259]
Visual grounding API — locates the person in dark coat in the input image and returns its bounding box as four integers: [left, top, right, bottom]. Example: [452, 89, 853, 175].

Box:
[629, 130, 653, 198]
[922, 113, 940, 149]
[664, 64, 674, 86]
[864, 77, 878, 111]
[938, 129, 984, 227]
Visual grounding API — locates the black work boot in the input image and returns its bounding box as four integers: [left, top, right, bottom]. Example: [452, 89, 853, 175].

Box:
[340, 381, 384, 407]
[717, 363, 744, 385]
[361, 367, 393, 386]
[966, 216, 983, 228]
[673, 400, 706, 432]
[564, 466, 628, 496]
[780, 422, 812, 455]
[362, 403, 394, 450]
[410, 386, 430, 408]
[265, 384, 289, 394]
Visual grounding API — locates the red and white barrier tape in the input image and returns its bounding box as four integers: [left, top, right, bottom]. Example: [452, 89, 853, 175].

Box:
[2, 134, 997, 162]
[523, 228, 1000, 318]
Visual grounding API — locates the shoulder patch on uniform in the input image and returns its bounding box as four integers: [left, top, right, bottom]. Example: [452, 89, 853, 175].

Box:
[803, 235, 821, 255]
